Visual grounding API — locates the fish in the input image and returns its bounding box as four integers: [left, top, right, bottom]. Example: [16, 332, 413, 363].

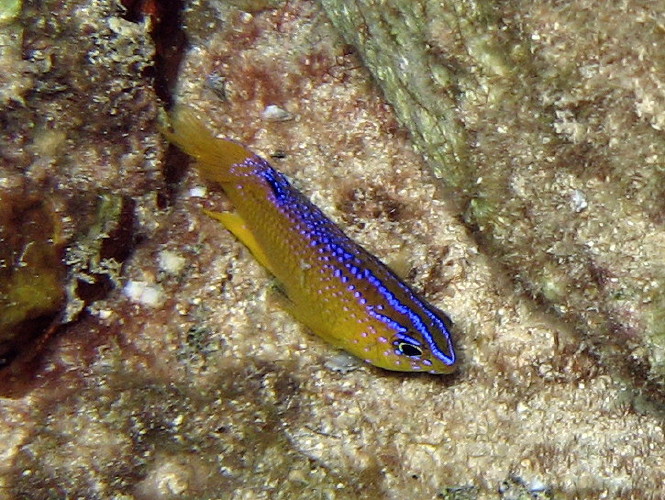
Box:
[163, 107, 457, 373]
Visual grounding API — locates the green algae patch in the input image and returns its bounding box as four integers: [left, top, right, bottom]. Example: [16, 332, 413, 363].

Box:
[0, 192, 66, 365]
[228, 0, 284, 11]
[1, 245, 63, 327]
[0, 0, 21, 25]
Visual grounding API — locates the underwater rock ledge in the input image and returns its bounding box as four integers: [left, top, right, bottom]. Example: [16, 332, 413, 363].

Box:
[318, 0, 665, 393]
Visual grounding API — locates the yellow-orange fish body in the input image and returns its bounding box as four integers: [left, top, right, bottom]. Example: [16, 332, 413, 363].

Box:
[164, 108, 457, 373]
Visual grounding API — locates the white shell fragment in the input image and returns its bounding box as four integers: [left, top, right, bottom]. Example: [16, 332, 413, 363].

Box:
[261, 105, 294, 122]
[570, 189, 588, 213]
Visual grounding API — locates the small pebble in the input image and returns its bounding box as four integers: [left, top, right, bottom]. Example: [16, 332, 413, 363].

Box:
[261, 105, 294, 122]
[124, 280, 164, 307]
[324, 352, 362, 373]
[570, 189, 588, 213]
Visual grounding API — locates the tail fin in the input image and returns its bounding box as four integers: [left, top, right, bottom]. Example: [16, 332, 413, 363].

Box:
[162, 106, 253, 184]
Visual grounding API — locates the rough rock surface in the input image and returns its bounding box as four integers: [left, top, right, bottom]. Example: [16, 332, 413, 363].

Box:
[0, 0, 161, 369]
[318, 0, 665, 396]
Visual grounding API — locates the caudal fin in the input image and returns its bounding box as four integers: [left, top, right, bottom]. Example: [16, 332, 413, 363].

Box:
[162, 106, 253, 184]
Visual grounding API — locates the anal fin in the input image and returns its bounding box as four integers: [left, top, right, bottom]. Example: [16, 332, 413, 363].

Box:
[204, 209, 274, 274]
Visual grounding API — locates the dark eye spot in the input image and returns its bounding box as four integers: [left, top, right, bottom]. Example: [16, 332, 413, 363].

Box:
[398, 342, 423, 357]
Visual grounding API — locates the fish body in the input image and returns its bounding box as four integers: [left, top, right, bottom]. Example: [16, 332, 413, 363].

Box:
[164, 108, 457, 373]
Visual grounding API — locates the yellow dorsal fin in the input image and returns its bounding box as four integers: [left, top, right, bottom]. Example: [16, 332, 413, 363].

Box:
[162, 106, 253, 184]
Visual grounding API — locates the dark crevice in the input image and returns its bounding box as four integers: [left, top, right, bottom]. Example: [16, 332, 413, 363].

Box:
[119, 0, 191, 205]
[120, 0, 188, 105]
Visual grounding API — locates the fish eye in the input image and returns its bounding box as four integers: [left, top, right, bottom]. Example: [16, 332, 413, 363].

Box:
[397, 342, 423, 358]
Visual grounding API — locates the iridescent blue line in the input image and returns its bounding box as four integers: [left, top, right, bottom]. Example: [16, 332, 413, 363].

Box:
[257, 160, 455, 366]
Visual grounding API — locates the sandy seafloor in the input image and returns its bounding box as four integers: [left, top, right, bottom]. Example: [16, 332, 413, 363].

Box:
[0, 0, 664, 498]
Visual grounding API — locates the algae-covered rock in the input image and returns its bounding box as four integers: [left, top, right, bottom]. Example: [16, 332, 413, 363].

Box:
[63, 193, 136, 323]
[318, 0, 665, 391]
[0, 0, 20, 25]
[0, 0, 161, 375]
[0, 190, 65, 366]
